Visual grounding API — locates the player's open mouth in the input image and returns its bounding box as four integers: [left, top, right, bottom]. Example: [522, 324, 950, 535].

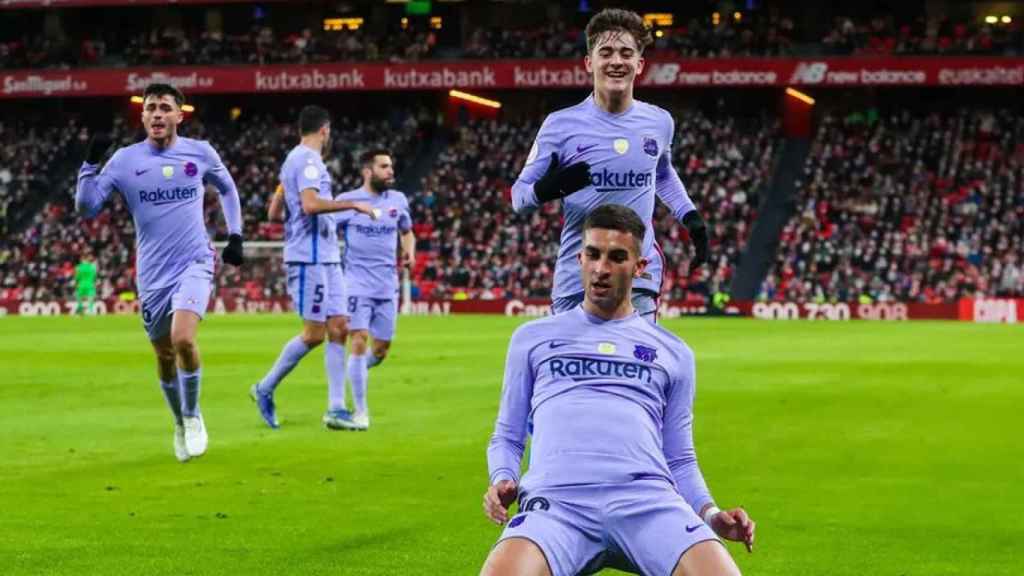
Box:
[591, 281, 611, 295]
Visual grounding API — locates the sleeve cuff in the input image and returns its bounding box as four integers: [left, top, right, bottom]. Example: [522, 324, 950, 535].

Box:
[691, 496, 715, 517]
[511, 183, 538, 212]
[676, 206, 696, 222]
[489, 468, 518, 485]
[526, 185, 538, 207]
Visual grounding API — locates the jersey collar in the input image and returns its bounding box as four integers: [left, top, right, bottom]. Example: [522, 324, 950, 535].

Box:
[585, 92, 636, 120]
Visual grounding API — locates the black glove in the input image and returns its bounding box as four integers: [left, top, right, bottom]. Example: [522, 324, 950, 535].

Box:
[84, 133, 114, 165]
[222, 234, 244, 266]
[533, 152, 591, 203]
[682, 211, 709, 266]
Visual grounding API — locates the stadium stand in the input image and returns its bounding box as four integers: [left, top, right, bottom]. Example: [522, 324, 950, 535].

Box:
[5, 103, 1020, 305]
[5, 10, 1018, 69]
[655, 111, 781, 304]
[407, 107, 781, 302]
[821, 15, 1024, 55]
[759, 108, 1024, 303]
[0, 107, 433, 303]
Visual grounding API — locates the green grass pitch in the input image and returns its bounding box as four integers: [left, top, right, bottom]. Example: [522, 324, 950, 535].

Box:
[1, 315, 1021, 575]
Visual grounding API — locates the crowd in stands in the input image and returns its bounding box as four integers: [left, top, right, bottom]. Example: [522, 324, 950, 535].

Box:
[3, 116, 140, 304]
[655, 112, 780, 303]
[0, 107, 433, 304]
[0, 24, 437, 69]
[3, 103, 1021, 307]
[463, 23, 583, 60]
[408, 116, 556, 301]
[650, 14, 797, 58]
[759, 108, 1024, 303]
[0, 23, 438, 69]
[0, 118, 77, 302]
[401, 106, 779, 302]
[118, 26, 436, 67]
[4, 11, 1022, 70]
[821, 15, 1024, 56]
[0, 118, 78, 236]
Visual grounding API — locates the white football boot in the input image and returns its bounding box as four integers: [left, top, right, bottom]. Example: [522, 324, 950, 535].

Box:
[182, 414, 208, 457]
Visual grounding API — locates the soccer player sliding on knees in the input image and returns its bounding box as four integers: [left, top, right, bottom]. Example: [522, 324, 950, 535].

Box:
[511, 8, 709, 323]
[75, 83, 245, 462]
[481, 206, 754, 576]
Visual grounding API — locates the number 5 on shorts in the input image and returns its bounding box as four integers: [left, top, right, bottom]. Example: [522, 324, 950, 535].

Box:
[314, 284, 324, 304]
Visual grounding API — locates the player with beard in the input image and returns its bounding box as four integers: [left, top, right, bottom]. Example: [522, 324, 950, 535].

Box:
[328, 149, 414, 431]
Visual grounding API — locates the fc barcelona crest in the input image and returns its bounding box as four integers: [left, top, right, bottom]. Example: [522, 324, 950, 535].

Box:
[633, 344, 658, 363]
[643, 137, 658, 157]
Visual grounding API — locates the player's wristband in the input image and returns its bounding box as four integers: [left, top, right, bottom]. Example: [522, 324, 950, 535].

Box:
[702, 505, 721, 525]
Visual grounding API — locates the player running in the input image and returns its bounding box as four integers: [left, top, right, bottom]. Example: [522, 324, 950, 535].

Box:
[481, 204, 753, 576]
[510, 8, 709, 322]
[75, 83, 245, 462]
[331, 149, 415, 431]
[250, 105, 376, 430]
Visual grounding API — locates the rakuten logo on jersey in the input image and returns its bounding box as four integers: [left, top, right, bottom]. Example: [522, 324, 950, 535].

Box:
[138, 186, 198, 206]
[590, 169, 652, 192]
[549, 356, 654, 384]
[126, 72, 214, 92]
[353, 223, 397, 236]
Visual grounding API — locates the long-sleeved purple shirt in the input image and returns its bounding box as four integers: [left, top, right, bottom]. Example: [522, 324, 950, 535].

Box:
[76, 136, 242, 291]
[487, 306, 714, 515]
[511, 95, 696, 299]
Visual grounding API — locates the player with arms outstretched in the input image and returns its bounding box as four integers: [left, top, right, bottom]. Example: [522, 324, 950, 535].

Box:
[481, 205, 754, 576]
[331, 149, 415, 431]
[75, 83, 246, 462]
[251, 105, 376, 430]
[511, 8, 709, 322]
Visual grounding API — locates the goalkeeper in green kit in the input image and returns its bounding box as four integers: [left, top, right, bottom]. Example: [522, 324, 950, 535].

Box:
[74, 249, 98, 315]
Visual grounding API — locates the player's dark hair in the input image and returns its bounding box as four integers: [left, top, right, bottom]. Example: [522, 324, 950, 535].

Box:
[583, 204, 645, 255]
[298, 105, 331, 135]
[142, 83, 185, 107]
[360, 148, 392, 167]
[584, 8, 652, 53]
